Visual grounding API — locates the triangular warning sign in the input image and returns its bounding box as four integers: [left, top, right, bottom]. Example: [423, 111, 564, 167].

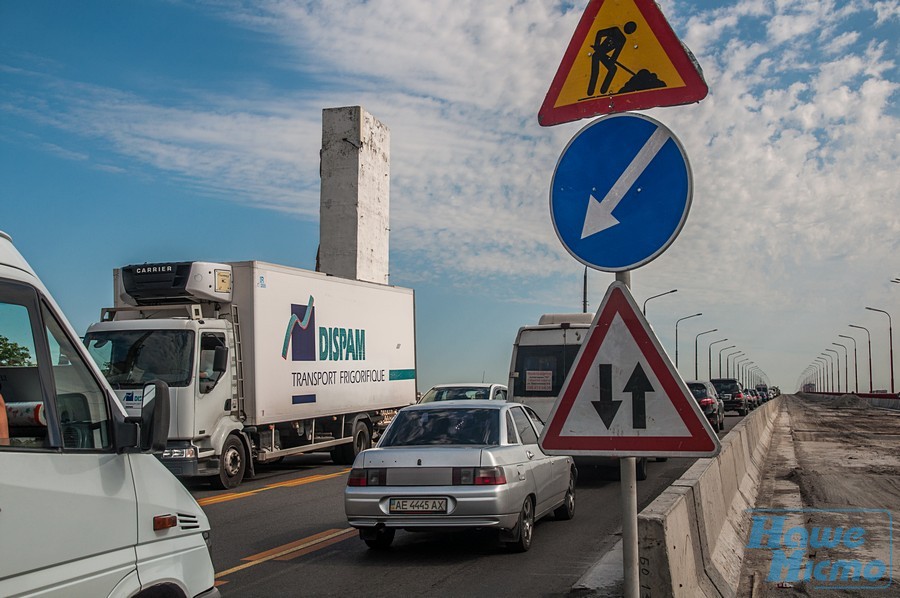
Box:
[539, 282, 720, 457]
[538, 0, 708, 126]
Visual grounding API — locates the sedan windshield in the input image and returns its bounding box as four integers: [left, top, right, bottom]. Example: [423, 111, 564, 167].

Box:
[84, 329, 195, 389]
[380, 408, 500, 447]
[419, 386, 490, 402]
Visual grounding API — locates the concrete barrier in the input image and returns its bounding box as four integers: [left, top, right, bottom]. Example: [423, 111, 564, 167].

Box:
[637, 399, 782, 598]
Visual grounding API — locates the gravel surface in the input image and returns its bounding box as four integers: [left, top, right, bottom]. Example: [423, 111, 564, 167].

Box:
[737, 395, 900, 597]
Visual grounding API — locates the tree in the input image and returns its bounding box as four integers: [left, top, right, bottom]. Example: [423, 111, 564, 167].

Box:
[0, 335, 33, 366]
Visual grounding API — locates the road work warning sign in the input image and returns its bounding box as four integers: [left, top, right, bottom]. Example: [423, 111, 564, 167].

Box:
[538, 0, 708, 126]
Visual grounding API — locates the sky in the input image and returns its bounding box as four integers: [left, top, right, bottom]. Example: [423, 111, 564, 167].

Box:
[1, 0, 898, 394]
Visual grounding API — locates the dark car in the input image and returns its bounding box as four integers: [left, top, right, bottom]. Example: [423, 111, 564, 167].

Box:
[745, 389, 757, 409]
[710, 378, 749, 416]
[755, 385, 770, 403]
[686, 380, 724, 431]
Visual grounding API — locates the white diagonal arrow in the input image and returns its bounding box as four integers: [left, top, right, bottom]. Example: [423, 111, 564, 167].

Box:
[581, 126, 671, 239]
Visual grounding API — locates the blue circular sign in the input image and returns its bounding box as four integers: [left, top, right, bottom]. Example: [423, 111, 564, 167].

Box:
[550, 113, 692, 272]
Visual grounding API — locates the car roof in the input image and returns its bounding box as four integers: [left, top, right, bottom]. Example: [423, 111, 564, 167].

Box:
[428, 383, 505, 389]
[401, 399, 519, 411]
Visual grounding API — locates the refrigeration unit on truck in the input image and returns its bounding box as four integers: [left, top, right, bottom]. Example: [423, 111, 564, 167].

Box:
[85, 260, 417, 489]
[508, 313, 649, 480]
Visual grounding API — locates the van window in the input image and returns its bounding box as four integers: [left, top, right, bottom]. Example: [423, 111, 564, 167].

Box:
[0, 291, 45, 449]
[513, 344, 581, 398]
[41, 301, 111, 450]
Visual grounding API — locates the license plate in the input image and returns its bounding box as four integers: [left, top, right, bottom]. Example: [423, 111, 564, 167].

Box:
[389, 497, 448, 514]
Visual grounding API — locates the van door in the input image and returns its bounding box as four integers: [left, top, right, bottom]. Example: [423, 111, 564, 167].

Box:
[0, 280, 138, 597]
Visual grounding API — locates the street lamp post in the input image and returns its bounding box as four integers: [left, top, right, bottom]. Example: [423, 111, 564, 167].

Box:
[849, 324, 874, 392]
[814, 357, 827, 391]
[694, 329, 718, 379]
[642, 289, 677, 316]
[838, 334, 858, 393]
[865, 307, 894, 393]
[718, 345, 736, 377]
[735, 357, 749, 385]
[823, 352, 837, 392]
[674, 313, 702, 370]
[832, 342, 849, 393]
[726, 351, 743, 377]
[708, 338, 728, 379]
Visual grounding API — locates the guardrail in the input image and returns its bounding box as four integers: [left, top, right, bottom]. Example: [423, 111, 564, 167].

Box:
[637, 398, 782, 598]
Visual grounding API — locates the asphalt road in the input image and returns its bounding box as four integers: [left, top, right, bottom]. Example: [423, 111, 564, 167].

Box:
[189, 413, 746, 597]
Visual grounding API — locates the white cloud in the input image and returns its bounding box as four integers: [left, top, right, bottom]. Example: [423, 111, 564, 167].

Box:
[2, 0, 898, 385]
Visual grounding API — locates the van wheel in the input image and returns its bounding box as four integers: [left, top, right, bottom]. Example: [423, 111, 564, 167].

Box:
[214, 435, 246, 489]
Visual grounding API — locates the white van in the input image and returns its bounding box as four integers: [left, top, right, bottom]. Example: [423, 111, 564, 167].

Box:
[0, 231, 219, 598]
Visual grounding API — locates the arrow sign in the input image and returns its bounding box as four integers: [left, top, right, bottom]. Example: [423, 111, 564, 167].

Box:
[539, 281, 720, 458]
[592, 364, 622, 428]
[551, 113, 692, 272]
[580, 126, 670, 238]
[624, 363, 652, 429]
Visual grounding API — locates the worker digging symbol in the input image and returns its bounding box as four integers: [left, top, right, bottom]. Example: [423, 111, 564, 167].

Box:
[587, 21, 667, 96]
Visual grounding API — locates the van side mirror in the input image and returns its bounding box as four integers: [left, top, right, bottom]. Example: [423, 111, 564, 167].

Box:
[213, 345, 229, 373]
[140, 380, 170, 453]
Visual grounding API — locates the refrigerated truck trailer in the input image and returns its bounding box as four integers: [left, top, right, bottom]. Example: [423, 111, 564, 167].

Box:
[85, 260, 417, 488]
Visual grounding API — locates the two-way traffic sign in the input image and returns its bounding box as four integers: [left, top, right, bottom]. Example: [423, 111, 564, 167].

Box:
[539, 281, 720, 458]
[550, 113, 692, 272]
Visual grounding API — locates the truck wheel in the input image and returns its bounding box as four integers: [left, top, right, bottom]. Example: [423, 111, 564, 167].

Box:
[214, 435, 246, 489]
[332, 420, 371, 465]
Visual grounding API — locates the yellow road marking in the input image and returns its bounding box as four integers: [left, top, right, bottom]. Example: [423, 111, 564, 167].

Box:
[197, 469, 350, 506]
[215, 527, 356, 579]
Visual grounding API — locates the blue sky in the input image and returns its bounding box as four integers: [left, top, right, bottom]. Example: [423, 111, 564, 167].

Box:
[2, 0, 898, 392]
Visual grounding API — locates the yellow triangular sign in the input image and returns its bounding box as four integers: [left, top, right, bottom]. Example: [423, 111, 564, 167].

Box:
[539, 0, 708, 126]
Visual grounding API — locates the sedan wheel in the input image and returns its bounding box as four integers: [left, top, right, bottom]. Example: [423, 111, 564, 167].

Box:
[553, 472, 576, 520]
[363, 527, 395, 550]
[506, 497, 534, 553]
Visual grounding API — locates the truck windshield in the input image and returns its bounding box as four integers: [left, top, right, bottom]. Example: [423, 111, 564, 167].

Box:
[84, 330, 195, 389]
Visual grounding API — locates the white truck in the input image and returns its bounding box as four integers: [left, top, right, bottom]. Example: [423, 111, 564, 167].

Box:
[85, 260, 417, 489]
[508, 313, 649, 480]
[0, 231, 218, 598]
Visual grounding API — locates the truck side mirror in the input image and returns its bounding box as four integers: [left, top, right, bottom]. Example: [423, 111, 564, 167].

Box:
[141, 380, 170, 453]
[213, 346, 229, 374]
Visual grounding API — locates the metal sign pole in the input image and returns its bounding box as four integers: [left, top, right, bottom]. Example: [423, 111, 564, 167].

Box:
[616, 270, 639, 598]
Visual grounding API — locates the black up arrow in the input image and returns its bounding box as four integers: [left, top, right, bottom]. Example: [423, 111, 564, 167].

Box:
[624, 363, 654, 429]
[592, 364, 621, 429]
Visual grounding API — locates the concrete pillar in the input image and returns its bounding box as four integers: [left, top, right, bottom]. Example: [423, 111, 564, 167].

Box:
[319, 106, 390, 284]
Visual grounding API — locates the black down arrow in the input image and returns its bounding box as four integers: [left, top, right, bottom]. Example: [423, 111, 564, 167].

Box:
[591, 363, 621, 428]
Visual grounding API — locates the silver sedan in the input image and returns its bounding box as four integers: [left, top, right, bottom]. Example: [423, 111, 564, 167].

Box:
[344, 400, 576, 552]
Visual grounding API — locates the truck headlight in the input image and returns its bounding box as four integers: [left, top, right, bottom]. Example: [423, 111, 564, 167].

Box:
[162, 447, 197, 459]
